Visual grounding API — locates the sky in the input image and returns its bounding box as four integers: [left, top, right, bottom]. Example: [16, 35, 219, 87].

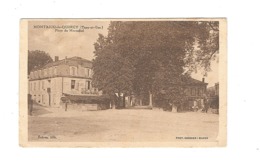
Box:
[28, 20, 218, 87]
[191, 60, 218, 87]
[28, 20, 110, 61]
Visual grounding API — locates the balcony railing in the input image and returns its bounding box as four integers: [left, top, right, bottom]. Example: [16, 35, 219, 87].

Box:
[81, 88, 99, 95]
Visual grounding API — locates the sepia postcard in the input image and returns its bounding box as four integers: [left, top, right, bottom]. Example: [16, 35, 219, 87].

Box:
[19, 18, 227, 147]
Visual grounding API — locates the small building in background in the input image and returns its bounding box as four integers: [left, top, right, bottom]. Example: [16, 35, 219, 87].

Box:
[152, 77, 208, 111]
[207, 82, 219, 97]
[180, 77, 208, 110]
[206, 82, 219, 112]
[215, 82, 219, 96]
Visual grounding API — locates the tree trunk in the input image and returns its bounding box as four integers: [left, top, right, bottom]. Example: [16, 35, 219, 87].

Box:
[149, 91, 153, 107]
[111, 99, 116, 109]
[130, 97, 133, 106]
[123, 94, 125, 108]
[117, 92, 120, 108]
[110, 95, 116, 109]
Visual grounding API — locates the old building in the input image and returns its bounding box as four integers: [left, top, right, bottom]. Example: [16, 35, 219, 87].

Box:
[182, 77, 208, 99]
[181, 77, 208, 110]
[207, 82, 219, 97]
[206, 82, 219, 111]
[28, 56, 99, 107]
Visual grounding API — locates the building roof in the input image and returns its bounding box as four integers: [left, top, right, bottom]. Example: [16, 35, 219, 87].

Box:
[181, 76, 208, 85]
[32, 56, 92, 71]
[62, 93, 110, 104]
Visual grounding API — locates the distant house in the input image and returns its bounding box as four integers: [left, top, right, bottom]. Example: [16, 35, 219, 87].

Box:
[181, 77, 208, 98]
[207, 82, 219, 110]
[207, 86, 215, 97]
[207, 82, 219, 97]
[28, 56, 100, 107]
[179, 77, 208, 110]
[134, 76, 208, 111]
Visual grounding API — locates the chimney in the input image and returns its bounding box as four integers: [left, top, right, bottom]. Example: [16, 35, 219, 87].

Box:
[202, 78, 205, 83]
[55, 56, 59, 62]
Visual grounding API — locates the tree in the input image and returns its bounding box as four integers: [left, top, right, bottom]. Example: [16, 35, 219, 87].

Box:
[184, 21, 219, 76]
[112, 21, 191, 107]
[92, 22, 134, 108]
[92, 21, 219, 108]
[28, 50, 53, 74]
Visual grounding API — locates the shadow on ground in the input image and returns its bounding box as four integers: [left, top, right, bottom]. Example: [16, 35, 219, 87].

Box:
[124, 106, 152, 110]
[31, 105, 52, 116]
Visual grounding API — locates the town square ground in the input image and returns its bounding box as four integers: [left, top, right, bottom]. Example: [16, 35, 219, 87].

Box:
[28, 105, 219, 142]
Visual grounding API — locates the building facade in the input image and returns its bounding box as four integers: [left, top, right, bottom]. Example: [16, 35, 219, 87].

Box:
[182, 77, 208, 99]
[28, 56, 99, 107]
[180, 77, 208, 110]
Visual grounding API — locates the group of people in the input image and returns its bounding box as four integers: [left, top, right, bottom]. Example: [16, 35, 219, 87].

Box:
[192, 95, 209, 113]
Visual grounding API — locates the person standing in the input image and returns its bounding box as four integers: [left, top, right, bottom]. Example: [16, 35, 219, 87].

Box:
[192, 100, 198, 112]
[202, 94, 209, 113]
[65, 97, 69, 111]
[28, 94, 33, 115]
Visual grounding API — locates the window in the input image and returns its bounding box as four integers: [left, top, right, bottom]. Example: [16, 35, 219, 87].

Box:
[76, 82, 79, 90]
[70, 67, 77, 76]
[38, 70, 41, 77]
[34, 82, 36, 91]
[54, 67, 57, 75]
[89, 69, 92, 77]
[42, 95, 44, 104]
[180, 87, 184, 93]
[198, 88, 203, 96]
[85, 68, 90, 77]
[87, 81, 91, 90]
[47, 80, 51, 90]
[72, 67, 74, 75]
[49, 68, 52, 76]
[38, 95, 41, 103]
[71, 80, 75, 89]
[42, 81, 45, 90]
[53, 94, 56, 105]
[53, 79, 56, 90]
[44, 69, 47, 77]
[191, 88, 196, 96]
[187, 88, 191, 95]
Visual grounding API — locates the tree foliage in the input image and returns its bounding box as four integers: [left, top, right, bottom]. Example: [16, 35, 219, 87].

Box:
[92, 22, 134, 96]
[184, 21, 219, 75]
[92, 21, 219, 106]
[28, 50, 53, 74]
